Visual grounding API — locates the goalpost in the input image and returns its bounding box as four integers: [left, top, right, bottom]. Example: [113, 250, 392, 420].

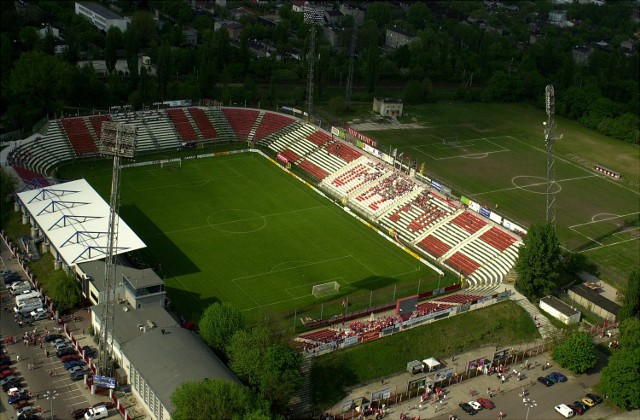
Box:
[312, 281, 340, 298]
[160, 159, 182, 170]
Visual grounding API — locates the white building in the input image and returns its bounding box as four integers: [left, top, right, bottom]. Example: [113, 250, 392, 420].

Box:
[75, 2, 128, 32]
[373, 97, 404, 117]
[539, 296, 581, 325]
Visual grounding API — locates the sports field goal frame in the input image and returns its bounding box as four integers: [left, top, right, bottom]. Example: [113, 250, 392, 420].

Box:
[312, 281, 340, 298]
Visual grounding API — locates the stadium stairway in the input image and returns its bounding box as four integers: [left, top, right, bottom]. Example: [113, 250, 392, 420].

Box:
[205, 108, 236, 142]
[288, 356, 313, 418]
[506, 285, 557, 340]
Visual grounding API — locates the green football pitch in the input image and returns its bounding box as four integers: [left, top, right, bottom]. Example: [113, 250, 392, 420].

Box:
[79, 153, 444, 323]
[361, 102, 639, 287]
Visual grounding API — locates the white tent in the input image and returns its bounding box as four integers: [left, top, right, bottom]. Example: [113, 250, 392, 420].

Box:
[17, 179, 146, 267]
[422, 357, 441, 372]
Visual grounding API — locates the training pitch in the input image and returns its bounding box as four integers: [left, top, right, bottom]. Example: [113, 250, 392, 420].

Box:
[361, 102, 639, 285]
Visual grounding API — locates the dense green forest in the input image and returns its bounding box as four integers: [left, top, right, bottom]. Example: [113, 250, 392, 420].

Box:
[1, 0, 637, 143]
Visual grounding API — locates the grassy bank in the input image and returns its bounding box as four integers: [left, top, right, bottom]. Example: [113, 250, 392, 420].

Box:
[311, 300, 540, 408]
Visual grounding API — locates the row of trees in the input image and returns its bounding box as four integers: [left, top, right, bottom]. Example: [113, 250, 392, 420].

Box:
[171, 302, 303, 418]
[1, 1, 637, 142]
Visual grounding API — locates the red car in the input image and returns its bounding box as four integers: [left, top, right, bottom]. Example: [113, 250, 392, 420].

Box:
[60, 354, 82, 363]
[0, 369, 17, 380]
[568, 404, 584, 416]
[476, 397, 495, 409]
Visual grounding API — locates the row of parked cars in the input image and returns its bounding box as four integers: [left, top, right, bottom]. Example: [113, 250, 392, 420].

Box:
[537, 371, 567, 386]
[555, 393, 603, 417]
[46, 335, 95, 380]
[458, 397, 496, 415]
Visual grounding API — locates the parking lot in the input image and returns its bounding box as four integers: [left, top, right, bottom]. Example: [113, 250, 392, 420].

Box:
[1, 241, 120, 420]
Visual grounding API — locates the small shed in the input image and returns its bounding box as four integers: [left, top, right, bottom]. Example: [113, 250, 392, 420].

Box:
[422, 357, 441, 372]
[539, 296, 581, 325]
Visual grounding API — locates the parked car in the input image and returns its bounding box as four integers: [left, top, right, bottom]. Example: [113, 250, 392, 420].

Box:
[3, 275, 21, 285]
[555, 404, 574, 418]
[549, 371, 567, 382]
[476, 397, 495, 409]
[50, 338, 66, 347]
[573, 401, 588, 412]
[82, 346, 95, 358]
[568, 404, 584, 416]
[68, 366, 87, 375]
[29, 308, 48, 321]
[586, 393, 603, 404]
[64, 360, 86, 370]
[0, 376, 19, 387]
[581, 397, 596, 407]
[8, 392, 29, 405]
[56, 347, 76, 358]
[16, 406, 33, 417]
[2, 380, 21, 392]
[468, 400, 483, 411]
[7, 386, 25, 396]
[70, 369, 91, 381]
[546, 373, 559, 384]
[72, 408, 89, 420]
[0, 369, 17, 380]
[84, 405, 109, 419]
[537, 376, 553, 387]
[459, 402, 478, 415]
[44, 334, 63, 342]
[60, 354, 82, 363]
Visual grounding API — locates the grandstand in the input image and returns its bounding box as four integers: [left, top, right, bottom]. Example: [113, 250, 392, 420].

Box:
[5, 106, 523, 290]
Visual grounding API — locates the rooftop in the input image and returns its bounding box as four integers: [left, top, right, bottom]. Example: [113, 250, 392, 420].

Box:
[569, 284, 620, 315]
[540, 296, 580, 317]
[77, 2, 123, 20]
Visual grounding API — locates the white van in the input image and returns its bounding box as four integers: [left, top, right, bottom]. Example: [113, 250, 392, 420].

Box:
[14, 297, 43, 314]
[16, 291, 40, 305]
[84, 405, 109, 420]
[555, 404, 574, 418]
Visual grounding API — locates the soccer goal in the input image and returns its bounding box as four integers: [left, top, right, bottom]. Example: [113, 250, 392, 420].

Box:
[160, 159, 182, 170]
[312, 281, 340, 298]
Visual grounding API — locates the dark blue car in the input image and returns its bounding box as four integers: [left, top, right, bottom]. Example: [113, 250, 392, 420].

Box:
[550, 371, 567, 382]
[8, 392, 28, 405]
[64, 360, 86, 370]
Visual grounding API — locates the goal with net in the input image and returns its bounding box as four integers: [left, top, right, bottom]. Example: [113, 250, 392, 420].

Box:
[312, 281, 340, 298]
[160, 159, 182, 170]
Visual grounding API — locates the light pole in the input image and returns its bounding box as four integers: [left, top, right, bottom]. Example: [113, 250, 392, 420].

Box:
[523, 396, 537, 420]
[44, 390, 58, 420]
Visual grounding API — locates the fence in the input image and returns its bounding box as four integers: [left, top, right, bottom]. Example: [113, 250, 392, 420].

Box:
[287, 281, 460, 332]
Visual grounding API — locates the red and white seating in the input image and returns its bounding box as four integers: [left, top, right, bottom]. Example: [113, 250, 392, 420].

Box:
[223, 108, 259, 141]
[188, 108, 218, 140]
[253, 112, 295, 142]
[167, 108, 198, 142]
[61, 117, 98, 155]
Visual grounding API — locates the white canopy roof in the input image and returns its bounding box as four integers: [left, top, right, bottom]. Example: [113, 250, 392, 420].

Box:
[17, 179, 146, 267]
[422, 357, 441, 369]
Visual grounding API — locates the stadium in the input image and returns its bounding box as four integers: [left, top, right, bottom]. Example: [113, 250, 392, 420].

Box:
[3, 104, 637, 327]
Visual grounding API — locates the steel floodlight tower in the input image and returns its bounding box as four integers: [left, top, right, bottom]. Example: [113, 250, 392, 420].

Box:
[544, 85, 562, 228]
[97, 121, 136, 377]
[304, 5, 324, 123]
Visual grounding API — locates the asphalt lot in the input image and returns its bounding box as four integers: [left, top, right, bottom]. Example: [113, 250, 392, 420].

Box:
[0, 241, 119, 420]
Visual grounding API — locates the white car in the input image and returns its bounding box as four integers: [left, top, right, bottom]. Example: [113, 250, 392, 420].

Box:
[555, 404, 574, 418]
[30, 307, 48, 320]
[6, 386, 24, 395]
[16, 406, 33, 417]
[51, 338, 66, 347]
[468, 400, 483, 411]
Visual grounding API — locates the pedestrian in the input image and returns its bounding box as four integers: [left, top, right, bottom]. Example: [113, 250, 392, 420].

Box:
[498, 411, 504, 419]
[16, 355, 20, 362]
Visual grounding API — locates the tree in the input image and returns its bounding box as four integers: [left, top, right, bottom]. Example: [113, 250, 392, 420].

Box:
[105, 27, 122, 74]
[228, 325, 303, 414]
[7, 51, 66, 127]
[515, 223, 560, 301]
[618, 271, 639, 322]
[551, 332, 597, 374]
[48, 274, 82, 312]
[600, 318, 640, 410]
[199, 302, 244, 358]
[156, 42, 173, 99]
[171, 379, 269, 420]
[0, 169, 17, 227]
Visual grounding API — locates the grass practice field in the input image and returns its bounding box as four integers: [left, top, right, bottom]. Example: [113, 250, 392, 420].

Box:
[361, 103, 639, 287]
[76, 153, 444, 323]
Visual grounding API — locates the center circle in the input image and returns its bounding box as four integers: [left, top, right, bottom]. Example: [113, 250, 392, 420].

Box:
[511, 176, 562, 195]
[207, 209, 267, 233]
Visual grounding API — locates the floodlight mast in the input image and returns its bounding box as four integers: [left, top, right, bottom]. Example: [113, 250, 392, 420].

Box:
[544, 85, 562, 228]
[97, 121, 136, 377]
[304, 6, 324, 124]
[346, 25, 357, 109]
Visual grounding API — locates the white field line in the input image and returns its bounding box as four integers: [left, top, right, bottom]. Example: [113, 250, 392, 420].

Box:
[471, 175, 597, 197]
[568, 211, 640, 229]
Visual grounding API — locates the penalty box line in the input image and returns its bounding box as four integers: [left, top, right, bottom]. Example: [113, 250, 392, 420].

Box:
[411, 136, 511, 161]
